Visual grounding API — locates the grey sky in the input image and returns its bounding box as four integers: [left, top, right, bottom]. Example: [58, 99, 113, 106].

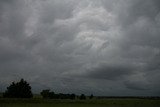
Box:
[0, 0, 160, 96]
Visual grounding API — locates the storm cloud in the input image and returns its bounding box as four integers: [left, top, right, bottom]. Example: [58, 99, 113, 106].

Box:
[0, 0, 160, 96]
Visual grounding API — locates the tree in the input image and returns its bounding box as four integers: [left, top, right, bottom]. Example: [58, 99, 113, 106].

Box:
[40, 90, 56, 99]
[89, 94, 93, 99]
[49, 92, 55, 99]
[40, 89, 50, 99]
[70, 94, 76, 100]
[3, 79, 33, 98]
[80, 94, 86, 100]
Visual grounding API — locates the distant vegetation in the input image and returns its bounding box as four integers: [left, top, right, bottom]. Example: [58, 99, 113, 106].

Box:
[79, 94, 86, 100]
[3, 79, 33, 98]
[40, 89, 93, 100]
[40, 89, 76, 100]
[2, 79, 92, 100]
[1, 98, 160, 107]
[2, 78, 160, 101]
[0, 93, 2, 98]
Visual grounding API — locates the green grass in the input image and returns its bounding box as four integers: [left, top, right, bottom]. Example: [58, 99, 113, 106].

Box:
[0, 98, 160, 107]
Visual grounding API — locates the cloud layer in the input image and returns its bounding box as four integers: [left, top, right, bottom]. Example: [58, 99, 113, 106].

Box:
[0, 0, 160, 96]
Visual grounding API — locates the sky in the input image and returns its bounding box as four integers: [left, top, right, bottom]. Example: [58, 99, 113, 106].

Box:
[0, 0, 160, 96]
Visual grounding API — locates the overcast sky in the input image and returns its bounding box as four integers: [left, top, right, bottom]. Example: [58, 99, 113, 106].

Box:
[0, 0, 160, 96]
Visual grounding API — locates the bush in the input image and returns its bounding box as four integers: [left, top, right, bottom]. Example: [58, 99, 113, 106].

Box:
[80, 94, 86, 100]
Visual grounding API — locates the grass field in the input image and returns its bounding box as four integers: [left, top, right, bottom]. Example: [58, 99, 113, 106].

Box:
[0, 98, 160, 107]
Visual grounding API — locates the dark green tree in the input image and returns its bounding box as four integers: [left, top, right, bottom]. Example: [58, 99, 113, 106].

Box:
[70, 94, 76, 100]
[80, 94, 86, 100]
[89, 94, 93, 99]
[49, 92, 55, 99]
[3, 79, 33, 98]
[40, 89, 50, 99]
[40, 90, 56, 99]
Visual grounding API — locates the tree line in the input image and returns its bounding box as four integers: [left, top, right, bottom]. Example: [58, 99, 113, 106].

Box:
[2, 79, 93, 100]
[40, 89, 91, 100]
[40, 89, 77, 99]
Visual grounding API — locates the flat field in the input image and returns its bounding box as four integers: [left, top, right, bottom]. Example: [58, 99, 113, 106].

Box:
[0, 98, 160, 107]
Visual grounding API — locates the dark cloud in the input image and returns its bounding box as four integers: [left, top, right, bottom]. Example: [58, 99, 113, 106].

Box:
[85, 63, 135, 80]
[124, 80, 150, 90]
[0, 0, 160, 96]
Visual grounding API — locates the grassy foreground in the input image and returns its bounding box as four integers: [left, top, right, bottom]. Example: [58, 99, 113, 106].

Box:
[0, 98, 160, 107]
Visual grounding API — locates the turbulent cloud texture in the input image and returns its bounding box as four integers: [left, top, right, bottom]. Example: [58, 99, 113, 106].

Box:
[0, 0, 160, 96]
